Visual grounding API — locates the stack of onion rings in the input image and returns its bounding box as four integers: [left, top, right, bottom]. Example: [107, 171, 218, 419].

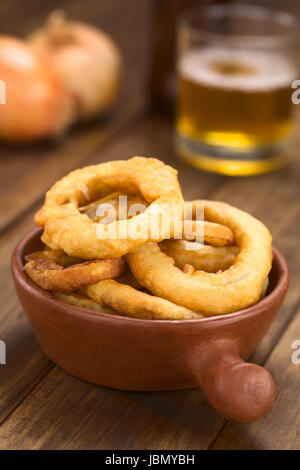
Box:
[35, 157, 185, 258]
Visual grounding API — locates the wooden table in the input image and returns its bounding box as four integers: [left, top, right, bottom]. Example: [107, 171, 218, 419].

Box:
[0, 0, 299, 450]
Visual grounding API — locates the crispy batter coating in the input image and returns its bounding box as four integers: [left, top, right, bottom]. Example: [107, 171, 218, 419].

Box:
[24, 252, 125, 292]
[32, 247, 84, 267]
[126, 201, 272, 316]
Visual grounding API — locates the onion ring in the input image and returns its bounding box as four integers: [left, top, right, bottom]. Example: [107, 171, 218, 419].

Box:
[35, 157, 184, 259]
[82, 280, 204, 320]
[126, 200, 272, 316]
[24, 252, 125, 292]
[160, 241, 238, 273]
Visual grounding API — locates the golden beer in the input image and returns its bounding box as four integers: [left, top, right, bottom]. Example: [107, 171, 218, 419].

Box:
[176, 47, 295, 175]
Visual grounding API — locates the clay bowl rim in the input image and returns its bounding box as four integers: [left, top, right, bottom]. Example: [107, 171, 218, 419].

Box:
[12, 227, 289, 330]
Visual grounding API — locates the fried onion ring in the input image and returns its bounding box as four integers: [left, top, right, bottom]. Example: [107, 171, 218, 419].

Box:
[35, 157, 184, 258]
[82, 280, 204, 320]
[126, 200, 272, 315]
[24, 252, 125, 292]
[160, 241, 238, 272]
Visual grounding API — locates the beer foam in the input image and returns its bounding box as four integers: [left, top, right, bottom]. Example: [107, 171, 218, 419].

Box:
[179, 47, 295, 91]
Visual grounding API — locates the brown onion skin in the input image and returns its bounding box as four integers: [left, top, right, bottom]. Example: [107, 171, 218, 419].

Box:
[28, 15, 122, 121]
[0, 36, 72, 143]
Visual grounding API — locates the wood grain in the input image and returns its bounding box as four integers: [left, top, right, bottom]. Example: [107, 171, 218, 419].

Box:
[0, 212, 52, 423]
[0, 365, 224, 450]
[212, 306, 300, 450]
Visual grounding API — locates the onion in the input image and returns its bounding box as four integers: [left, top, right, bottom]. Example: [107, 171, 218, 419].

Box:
[0, 36, 72, 142]
[28, 11, 122, 120]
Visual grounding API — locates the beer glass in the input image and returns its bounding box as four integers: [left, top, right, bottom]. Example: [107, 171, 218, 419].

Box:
[175, 4, 299, 175]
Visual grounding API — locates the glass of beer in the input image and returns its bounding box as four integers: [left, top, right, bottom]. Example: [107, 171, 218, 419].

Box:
[175, 4, 299, 175]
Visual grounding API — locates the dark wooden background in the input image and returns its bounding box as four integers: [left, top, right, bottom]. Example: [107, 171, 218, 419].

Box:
[0, 0, 299, 450]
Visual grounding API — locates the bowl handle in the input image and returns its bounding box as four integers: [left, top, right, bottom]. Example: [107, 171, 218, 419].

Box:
[190, 340, 276, 423]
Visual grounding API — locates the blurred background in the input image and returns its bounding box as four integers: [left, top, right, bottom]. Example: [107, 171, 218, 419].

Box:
[0, 0, 300, 171]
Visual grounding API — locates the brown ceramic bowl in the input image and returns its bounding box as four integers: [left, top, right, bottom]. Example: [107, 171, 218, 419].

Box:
[12, 228, 289, 423]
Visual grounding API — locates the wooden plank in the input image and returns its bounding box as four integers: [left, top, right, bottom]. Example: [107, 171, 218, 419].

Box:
[0, 0, 60, 26]
[0, 0, 150, 40]
[0, 0, 150, 233]
[211, 306, 300, 450]
[0, 366, 225, 450]
[0, 212, 53, 424]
